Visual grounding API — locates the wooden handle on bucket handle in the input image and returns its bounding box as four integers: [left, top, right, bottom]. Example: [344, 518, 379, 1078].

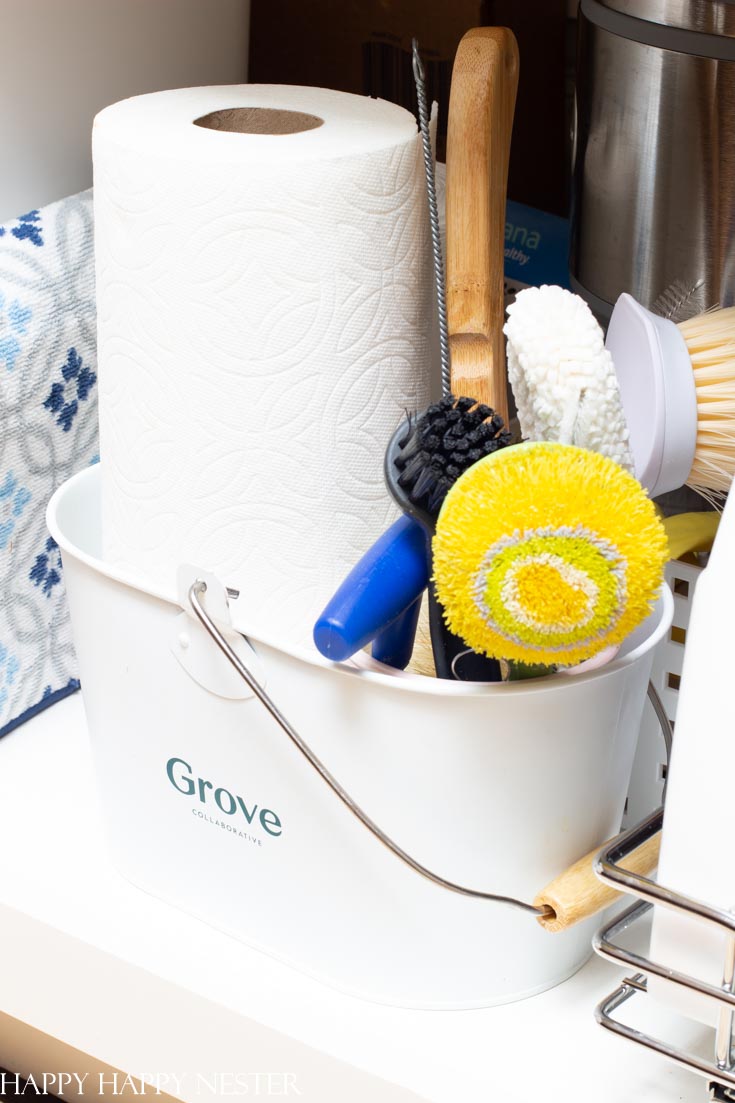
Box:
[533, 830, 661, 933]
[445, 26, 519, 424]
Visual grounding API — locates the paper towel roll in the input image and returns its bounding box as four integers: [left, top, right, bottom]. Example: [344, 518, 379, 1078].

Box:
[93, 85, 433, 651]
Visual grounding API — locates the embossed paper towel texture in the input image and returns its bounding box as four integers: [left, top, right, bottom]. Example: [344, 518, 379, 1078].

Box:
[94, 89, 433, 651]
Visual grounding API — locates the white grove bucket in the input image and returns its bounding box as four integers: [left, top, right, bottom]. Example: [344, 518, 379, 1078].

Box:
[48, 465, 674, 1009]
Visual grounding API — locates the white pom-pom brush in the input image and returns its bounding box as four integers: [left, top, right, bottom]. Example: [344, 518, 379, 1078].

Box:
[503, 285, 634, 471]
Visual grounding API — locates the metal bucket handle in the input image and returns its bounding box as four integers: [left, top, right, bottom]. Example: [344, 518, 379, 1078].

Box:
[189, 579, 670, 927]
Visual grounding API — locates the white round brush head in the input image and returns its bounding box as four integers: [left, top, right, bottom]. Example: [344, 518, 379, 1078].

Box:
[606, 293, 698, 498]
[504, 285, 634, 472]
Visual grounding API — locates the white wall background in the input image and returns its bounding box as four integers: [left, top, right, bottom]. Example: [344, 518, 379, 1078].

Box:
[0, 0, 251, 222]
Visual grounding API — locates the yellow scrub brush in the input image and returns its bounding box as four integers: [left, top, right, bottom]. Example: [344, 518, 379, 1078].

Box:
[432, 441, 668, 668]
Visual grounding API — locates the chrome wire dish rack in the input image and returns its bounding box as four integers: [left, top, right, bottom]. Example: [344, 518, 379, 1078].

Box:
[595, 808, 735, 1097]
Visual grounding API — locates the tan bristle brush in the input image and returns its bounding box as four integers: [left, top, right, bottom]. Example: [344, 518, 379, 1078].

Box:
[670, 307, 735, 495]
[606, 292, 735, 504]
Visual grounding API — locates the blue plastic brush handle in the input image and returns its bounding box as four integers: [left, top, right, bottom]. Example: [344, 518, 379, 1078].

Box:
[371, 594, 423, 669]
[313, 515, 429, 663]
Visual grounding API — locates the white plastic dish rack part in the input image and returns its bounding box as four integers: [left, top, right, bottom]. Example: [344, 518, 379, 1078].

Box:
[47, 464, 673, 1010]
[623, 558, 702, 829]
[591, 558, 735, 1094]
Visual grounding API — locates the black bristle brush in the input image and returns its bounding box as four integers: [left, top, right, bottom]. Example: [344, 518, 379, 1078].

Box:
[312, 395, 512, 673]
[383, 395, 512, 680]
[393, 395, 511, 516]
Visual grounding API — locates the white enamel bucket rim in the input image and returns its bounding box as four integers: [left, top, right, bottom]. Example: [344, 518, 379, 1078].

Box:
[47, 464, 675, 699]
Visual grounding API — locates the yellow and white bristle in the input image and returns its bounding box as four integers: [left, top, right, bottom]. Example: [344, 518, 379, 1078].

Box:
[432, 441, 668, 667]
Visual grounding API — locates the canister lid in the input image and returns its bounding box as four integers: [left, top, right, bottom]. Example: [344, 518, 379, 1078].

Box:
[592, 0, 735, 38]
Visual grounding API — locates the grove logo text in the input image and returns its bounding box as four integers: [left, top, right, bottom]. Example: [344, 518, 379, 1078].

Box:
[166, 757, 282, 837]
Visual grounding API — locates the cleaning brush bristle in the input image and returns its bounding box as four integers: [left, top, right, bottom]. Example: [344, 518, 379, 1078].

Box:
[503, 285, 634, 472]
[651, 278, 704, 322]
[432, 441, 668, 668]
[678, 306, 735, 500]
[394, 395, 512, 517]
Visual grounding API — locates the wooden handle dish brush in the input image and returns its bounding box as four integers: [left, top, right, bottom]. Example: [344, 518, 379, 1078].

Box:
[445, 26, 518, 423]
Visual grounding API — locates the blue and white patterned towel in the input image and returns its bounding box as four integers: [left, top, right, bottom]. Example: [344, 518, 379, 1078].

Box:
[0, 191, 98, 737]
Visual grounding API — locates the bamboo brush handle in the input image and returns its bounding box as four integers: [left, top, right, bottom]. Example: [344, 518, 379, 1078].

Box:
[533, 830, 661, 933]
[445, 27, 519, 424]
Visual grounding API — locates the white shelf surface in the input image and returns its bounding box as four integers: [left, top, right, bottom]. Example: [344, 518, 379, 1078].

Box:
[0, 695, 713, 1102]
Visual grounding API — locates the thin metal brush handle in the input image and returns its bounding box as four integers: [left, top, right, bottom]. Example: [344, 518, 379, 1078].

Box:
[412, 38, 451, 397]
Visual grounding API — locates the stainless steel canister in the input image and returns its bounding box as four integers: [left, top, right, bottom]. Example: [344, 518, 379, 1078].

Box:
[571, 0, 735, 320]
